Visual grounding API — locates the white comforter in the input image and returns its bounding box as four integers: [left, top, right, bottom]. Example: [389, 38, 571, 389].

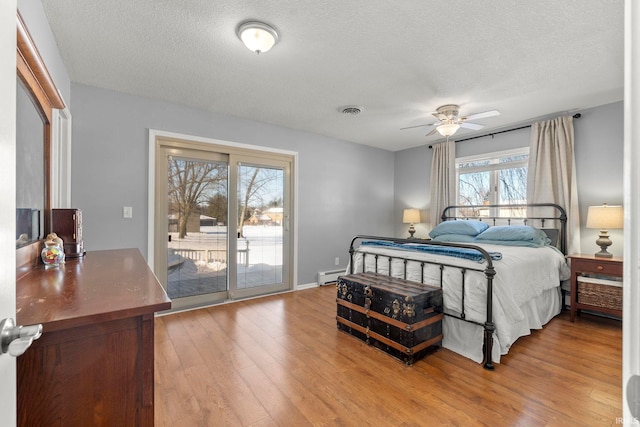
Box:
[350, 242, 570, 358]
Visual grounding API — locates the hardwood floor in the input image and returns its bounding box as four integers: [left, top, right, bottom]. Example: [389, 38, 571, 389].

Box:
[154, 285, 622, 426]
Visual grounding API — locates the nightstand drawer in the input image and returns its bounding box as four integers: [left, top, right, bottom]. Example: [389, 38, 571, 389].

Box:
[571, 258, 622, 276]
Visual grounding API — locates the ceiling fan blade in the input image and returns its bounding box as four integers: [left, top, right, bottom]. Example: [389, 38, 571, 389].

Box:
[425, 128, 439, 137]
[400, 123, 436, 130]
[462, 110, 500, 121]
[459, 122, 484, 130]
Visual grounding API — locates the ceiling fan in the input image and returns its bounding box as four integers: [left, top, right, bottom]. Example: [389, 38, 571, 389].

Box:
[401, 104, 500, 137]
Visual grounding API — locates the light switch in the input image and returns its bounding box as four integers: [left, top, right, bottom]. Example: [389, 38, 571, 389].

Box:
[123, 206, 133, 219]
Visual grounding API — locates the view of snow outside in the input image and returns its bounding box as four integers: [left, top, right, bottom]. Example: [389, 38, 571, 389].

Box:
[167, 224, 283, 299]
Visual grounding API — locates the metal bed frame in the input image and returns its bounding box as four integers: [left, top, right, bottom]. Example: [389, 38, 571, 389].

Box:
[348, 203, 567, 370]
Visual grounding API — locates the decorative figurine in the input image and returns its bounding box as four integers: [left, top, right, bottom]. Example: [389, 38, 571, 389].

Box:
[41, 233, 65, 268]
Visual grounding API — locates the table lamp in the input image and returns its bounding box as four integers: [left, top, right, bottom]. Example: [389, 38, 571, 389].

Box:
[403, 209, 421, 238]
[586, 204, 623, 258]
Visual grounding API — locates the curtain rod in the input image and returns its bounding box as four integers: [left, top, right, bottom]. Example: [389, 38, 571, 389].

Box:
[428, 113, 581, 148]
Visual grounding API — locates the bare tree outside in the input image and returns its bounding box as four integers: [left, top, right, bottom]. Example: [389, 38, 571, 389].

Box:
[168, 158, 227, 238]
[499, 166, 527, 203]
[237, 165, 283, 238]
[457, 152, 528, 218]
[459, 171, 490, 205]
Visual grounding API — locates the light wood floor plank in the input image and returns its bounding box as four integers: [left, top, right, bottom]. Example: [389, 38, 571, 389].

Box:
[155, 286, 622, 426]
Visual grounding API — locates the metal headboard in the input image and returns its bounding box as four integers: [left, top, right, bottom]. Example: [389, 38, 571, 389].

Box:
[441, 203, 567, 255]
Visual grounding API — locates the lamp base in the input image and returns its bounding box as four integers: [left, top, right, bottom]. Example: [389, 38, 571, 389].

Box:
[594, 249, 613, 258]
[594, 231, 613, 258]
[407, 224, 416, 239]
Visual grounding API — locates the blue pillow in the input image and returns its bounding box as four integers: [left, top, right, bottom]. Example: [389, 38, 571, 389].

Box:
[431, 234, 477, 243]
[475, 226, 551, 246]
[429, 220, 489, 238]
[473, 239, 545, 248]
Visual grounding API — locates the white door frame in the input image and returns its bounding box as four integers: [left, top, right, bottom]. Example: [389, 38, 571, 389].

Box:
[623, 1, 640, 425]
[1, 1, 18, 425]
[50, 107, 72, 209]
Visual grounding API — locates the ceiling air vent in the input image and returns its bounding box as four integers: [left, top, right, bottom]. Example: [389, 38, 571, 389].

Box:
[340, 105, 363, 116]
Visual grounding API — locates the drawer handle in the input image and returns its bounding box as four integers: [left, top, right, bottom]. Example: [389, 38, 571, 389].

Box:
[596, 265, 604, 271]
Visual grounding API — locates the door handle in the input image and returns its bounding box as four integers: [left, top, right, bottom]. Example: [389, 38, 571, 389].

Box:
[628, 374, 640, 420]
[0, 318, 42, 357]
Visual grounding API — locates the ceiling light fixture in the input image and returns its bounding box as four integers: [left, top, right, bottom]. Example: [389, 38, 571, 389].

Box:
[436, 122, 460, 137]
[236, 21, 279, 54]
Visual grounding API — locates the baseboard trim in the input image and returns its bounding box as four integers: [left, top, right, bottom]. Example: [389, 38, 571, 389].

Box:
[295, 282, 319, 291]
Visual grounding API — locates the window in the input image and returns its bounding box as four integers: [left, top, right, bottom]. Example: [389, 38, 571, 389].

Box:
[456, 148, 529, 218]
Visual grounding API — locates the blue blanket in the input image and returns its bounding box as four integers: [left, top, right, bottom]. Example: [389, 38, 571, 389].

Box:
[360, 240, 502, 262]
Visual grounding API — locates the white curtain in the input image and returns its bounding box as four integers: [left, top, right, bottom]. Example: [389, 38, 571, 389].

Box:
[430, 139, 456, 227]
[527, 115, 580, 254]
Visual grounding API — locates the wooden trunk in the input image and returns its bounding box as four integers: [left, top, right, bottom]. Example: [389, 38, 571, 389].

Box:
[336, 272, 443, 365]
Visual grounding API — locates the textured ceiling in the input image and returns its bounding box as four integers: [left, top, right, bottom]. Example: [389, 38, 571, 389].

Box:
[42, 0, 624, 151]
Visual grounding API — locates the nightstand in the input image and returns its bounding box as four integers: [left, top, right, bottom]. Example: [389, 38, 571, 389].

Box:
[568, 254, 623, 322]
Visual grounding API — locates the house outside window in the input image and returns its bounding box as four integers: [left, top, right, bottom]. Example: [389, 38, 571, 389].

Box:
[456, 147, 529, 218]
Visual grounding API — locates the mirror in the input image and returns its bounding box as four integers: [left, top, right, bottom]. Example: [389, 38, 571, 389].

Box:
[16, 77, 44, 248]
[15, 12, 65, 274]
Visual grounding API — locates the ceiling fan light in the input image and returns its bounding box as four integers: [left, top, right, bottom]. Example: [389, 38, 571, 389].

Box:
[436, 123, 460, 137]
[237, 21, 279, 54]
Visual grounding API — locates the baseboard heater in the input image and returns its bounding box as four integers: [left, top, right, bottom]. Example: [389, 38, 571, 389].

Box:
[317, 269, 344, 286]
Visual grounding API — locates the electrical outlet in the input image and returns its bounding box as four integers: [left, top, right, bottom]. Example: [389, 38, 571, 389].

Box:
[335, 257, 340, 266]
[123, 206, 133, 219]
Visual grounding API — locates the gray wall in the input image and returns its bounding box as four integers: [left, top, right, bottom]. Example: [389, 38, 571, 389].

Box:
[70, 84, 394, 285]
[574, 102, 624, 256]
[393, 101, 624, 257]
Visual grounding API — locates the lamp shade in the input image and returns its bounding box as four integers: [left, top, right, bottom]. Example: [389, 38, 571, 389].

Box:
[586, 205, 623, 229]
[436, 123, 460, 137]
[403, 209, 421, 224]
[236, 21, 279, 54]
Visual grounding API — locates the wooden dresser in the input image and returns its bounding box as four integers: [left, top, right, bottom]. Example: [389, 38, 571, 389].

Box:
[16, 248, 171, 426]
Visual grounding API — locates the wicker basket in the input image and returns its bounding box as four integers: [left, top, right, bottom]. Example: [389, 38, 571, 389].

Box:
[577, 276, 622, 311]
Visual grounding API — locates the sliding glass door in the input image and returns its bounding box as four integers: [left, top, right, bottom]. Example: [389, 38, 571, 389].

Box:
[233, 161, 288, 299]
[166, 154, 229, 302]
[153, 136, 293, 310]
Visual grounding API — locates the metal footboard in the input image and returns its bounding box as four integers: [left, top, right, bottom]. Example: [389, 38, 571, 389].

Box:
[348, 235, 497, 370]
